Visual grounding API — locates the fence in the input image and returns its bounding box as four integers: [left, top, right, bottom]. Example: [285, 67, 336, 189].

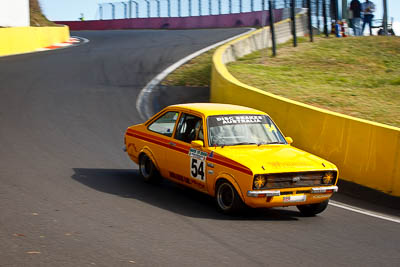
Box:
[59, 0, 336, 33]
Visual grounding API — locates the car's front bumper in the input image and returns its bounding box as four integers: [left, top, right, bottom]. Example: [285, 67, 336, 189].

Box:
[245, 186, 338, 208]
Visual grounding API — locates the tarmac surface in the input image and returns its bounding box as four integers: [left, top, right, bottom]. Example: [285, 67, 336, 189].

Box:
[0, 29, 399, 266]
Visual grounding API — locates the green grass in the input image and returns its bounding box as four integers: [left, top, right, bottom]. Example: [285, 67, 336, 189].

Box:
[162, 48, 216, 87]
[227, 36, 400, 128]
[163, 36, 400, 128]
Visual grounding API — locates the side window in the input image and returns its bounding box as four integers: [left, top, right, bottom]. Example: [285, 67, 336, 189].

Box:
[175, 113, 203, 143]
[148, 111, 179, 137]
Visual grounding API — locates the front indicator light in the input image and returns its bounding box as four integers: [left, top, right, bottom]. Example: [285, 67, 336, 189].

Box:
[311, 186, 338, 194]
[322, 172, 334, 184]
[254, 175, 266, 189]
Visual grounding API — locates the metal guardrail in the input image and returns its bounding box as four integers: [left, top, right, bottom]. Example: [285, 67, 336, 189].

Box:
[97, 0, 331, 23]
[95, 0, 336, 55]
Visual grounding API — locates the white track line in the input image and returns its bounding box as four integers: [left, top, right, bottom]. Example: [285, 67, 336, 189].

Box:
[135, 28, 255, 121]
[71, 36, 90, 45]
[329, 200, 400, 224]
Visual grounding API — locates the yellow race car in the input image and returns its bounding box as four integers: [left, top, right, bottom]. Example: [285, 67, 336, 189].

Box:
[124, 103, 338, 216]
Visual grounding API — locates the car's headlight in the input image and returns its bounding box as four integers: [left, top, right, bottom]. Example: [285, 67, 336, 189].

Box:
[322, 172, 334, 184]
[254, 175, 266, 189]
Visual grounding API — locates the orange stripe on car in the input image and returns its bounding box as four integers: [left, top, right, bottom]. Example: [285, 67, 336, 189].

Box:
[126, 129, 252, 176]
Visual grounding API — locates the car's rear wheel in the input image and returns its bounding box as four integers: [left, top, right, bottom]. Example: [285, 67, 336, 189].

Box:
[215, 180, 245, 215]
[139, 154, 161, 183]
[297, 200, 329, 216]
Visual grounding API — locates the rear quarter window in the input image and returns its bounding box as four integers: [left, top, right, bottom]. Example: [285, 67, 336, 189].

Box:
[148, 111, 179, 137]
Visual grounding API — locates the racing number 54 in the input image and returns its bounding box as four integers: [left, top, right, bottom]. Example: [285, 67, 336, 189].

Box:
[190, 158, 205, 181]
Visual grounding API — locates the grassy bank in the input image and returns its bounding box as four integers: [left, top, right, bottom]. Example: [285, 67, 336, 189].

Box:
[30, 0, 56, 26]
[228, 36, 400, 128]
[164, 36, 400, 128]
[162, 48, 216, 87]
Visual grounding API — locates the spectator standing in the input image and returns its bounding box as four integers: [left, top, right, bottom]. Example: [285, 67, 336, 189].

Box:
[362, 0, 376, 35]
[350, 0, 362, 36]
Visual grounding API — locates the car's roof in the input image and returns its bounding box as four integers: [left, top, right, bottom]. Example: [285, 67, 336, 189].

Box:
[168, 103, 267, 116]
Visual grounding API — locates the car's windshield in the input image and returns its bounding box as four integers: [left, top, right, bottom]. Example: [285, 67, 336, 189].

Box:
[207, 114, 286, 147]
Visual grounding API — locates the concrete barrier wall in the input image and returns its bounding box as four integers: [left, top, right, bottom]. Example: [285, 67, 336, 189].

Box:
[0, 26, 70, 57]
[56, 10, 284, 31]
[211, 15, 400, 197]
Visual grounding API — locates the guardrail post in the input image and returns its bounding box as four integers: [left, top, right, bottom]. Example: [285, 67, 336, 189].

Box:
[332, 0, 338, 21]
[121, 2, 128, 19]
[99, 4, 103, 20]
[323, 0, 328, 37]
[383, 0, 388, 35]
[134, 1, 139, 18]
[316, 0, 320, 31]
[307, 0, 313, 42]
[269, 0, 277, 56]
[291, 0, 297, 47]
[156, 0, 161, 17]
[199, 0, 202, 15]
[144, 0, 150, 17]
[109, 3, 116, 19]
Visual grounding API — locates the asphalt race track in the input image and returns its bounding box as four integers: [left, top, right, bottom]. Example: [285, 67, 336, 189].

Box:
[1, 29, 399, 266]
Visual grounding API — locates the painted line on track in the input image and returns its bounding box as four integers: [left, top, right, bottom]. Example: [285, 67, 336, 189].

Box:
[135, 28, 255, 121]
[329, 200, 400, 224]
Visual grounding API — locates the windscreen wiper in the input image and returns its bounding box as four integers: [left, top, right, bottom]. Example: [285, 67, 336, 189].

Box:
[232, 142, 258, 146]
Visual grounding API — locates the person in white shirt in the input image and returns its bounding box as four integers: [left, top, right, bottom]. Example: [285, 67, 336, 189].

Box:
[362, 0, 376, 35]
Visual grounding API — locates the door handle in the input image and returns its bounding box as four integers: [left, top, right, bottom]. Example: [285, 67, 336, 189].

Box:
[169, 142, 176, 146]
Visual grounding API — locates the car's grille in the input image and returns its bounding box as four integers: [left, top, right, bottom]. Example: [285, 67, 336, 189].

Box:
[261, 171, 336, 189]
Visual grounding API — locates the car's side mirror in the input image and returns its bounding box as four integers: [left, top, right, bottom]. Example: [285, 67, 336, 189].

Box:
[285, 137, 293, 144]
[191, 140, 204, 148]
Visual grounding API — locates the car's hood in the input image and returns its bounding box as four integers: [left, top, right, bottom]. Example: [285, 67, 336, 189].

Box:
[209, 145, 336, 175]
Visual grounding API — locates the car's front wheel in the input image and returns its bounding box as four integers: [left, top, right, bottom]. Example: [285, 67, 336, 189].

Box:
[297, 200, 329, 216]
[215, 180, 245, 215]
[139, 154, 161, 183]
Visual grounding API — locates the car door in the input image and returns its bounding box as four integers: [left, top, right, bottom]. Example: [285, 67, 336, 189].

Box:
[145, 110, 180, 177]
[166, 112, 208, 193]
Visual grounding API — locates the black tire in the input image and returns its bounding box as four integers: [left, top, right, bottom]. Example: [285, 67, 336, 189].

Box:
[215, 180, 245, 215]
[139, 154, 161, 184]
[297, 200, 329, 217]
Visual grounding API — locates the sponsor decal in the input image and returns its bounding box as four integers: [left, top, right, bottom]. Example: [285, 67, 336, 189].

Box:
[169, 171, 205, 189]
[208, 114, 268, 127]
[188, 148, 208, 160]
